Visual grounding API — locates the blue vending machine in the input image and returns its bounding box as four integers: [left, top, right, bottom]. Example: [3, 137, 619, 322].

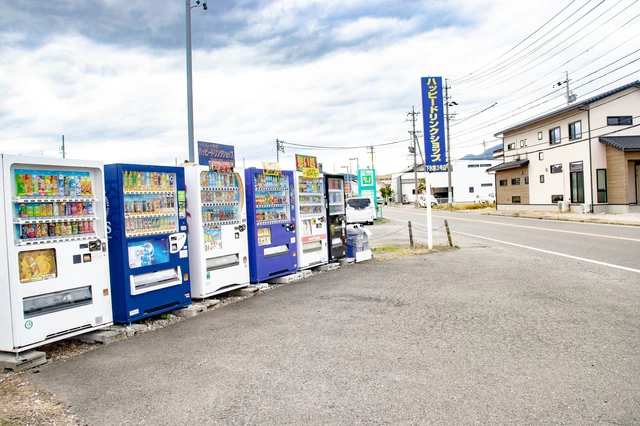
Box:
[245, 168, 298, 282]
[105, 164, 191, 323]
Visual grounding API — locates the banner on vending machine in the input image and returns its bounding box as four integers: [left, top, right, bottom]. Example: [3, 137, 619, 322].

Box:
[295, 154, 320, 178]
[197, 141, 235, 170]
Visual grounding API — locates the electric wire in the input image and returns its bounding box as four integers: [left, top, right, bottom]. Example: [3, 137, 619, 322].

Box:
[450, 87, 639, 150]
[454, 0, 634, 96]
[452, 0, 580, 84]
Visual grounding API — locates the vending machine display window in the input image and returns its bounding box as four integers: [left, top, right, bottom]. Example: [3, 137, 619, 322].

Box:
[122, 171, 178, 238]
[13, 169, 98, 245]
[127, 238, 171, 269]
[200, 171, 241, 227]
[328, 177, 345, 215]
[257, 228, 271, 246]
[18, 249, 58, 283]
[254, 173, 290, 224]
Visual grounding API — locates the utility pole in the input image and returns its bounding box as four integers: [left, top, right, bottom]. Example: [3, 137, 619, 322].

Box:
[483, 140, 486, 160]
[366, 145, 375, 169]
[276, 139, 285, 163]
[407, 106, 420, 208]
[556, 71, 577, 105]
[185, 0, 208, 163]
[445, 79, 454, 208]
[60, 135, 66, 158]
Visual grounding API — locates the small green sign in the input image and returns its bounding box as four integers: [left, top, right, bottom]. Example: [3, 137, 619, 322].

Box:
[177, 190, 186, 202]
[357, 168, 377, 208]
[25, 320, 33, 329]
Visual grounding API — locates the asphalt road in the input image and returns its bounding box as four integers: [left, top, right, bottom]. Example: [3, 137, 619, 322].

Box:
[378, 206, 640, 272]
[26, 209, 640, 425]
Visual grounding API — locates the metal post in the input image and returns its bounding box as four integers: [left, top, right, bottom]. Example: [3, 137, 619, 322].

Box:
[444, 220, 453, 247]
[408, 221, 414, 248]
[61, 135, 65, 159]
[445, 80, 452, 209]
[185, 0, 195, 163]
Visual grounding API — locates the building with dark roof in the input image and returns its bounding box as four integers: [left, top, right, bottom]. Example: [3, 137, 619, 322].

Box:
[487, 80, 640, 213]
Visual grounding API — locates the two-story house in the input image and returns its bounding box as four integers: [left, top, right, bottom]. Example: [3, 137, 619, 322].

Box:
[487, 80, 640, 213]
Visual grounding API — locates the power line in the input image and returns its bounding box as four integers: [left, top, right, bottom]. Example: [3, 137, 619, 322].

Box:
[452, 0, 580, 84]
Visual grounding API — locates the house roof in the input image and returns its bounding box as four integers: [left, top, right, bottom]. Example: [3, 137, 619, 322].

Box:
[485, 159, 529, 173]
[494, 80, 640, 137]
[599, 135, 640, 152]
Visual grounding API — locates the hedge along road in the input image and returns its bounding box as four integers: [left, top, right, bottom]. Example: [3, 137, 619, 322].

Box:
[25, 207, 640, 425]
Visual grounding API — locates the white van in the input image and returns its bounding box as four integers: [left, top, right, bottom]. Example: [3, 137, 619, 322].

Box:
[346, 197, 376, 225]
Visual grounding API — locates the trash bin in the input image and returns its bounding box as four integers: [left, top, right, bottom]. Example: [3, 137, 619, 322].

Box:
[346, 224, 370, 258]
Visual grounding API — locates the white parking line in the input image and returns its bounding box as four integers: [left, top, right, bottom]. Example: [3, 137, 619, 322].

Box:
[453, 231, 640, 274]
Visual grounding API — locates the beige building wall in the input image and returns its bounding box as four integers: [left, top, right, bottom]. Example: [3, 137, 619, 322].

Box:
[495, 85, 640, 211]
[495, 166, 529, 205]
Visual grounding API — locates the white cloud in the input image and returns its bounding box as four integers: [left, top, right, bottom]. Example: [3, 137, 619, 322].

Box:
[1, 0, 639, 175]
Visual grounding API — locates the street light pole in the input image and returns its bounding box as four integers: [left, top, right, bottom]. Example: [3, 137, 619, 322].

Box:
[185, 0, 195, 163]
[185, 0, 207, 163]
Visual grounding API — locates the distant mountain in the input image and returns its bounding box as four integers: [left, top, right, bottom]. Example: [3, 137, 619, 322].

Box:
[460, 144, 502, 160]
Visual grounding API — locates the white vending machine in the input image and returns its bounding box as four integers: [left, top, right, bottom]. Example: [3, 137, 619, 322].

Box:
[0, 155, 113, 353]
[183, 163, 249, 298]
[294, 172, 328, 269]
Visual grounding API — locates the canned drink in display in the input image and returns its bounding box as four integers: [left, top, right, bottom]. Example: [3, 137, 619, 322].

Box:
[53, 202, 60, 217]
[86, 201, 93, 215]
[55, 222, 61, 236]
[21, 225, 28, 239]
[83, 221, 90, 234]
[76, 202, 84, 216]
[71, 222, 78, 235]
[77, 221, 84, 234]
[18, 203, 26, 218]
[59, 202, 67, 217]
[48, 223, 55, 237]
[70, 203, 76, 216]
[25, 204, 34, 218]
[33, 204, 41, 217]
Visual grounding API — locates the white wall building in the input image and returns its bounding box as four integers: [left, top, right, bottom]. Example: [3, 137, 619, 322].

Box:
[391, 157, 500, 204]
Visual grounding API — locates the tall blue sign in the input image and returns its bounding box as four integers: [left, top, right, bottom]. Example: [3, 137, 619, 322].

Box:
[421, 77, 447, 172]
[197, 141, 235, 168]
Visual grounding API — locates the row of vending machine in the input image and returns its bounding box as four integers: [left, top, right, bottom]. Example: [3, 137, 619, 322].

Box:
[0, 155, 351, 353]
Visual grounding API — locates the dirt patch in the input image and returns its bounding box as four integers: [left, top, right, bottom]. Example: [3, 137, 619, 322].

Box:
[0, 373, 83, 425]
[372, 244, 455, 261]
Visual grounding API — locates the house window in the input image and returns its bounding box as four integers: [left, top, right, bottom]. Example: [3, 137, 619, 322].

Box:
[570, 161, 583, 172]
[469, 187, 474, 193]
[481, 183, 493, 187]
[549, 127, 561, 145]
[479, 164, 492, 167]
[538, 131, 543, 140]
[499, 179, 508, 186]
[597, 169, 608, 203]
[607, 116, 633, 126]
[539, 152, 544, 160]
[540, 175, 545, 183]
[511, 178, 520, 185]
[520, 139, 527, 147]
[551, 195, 564, 202]
[525, 176, 529, 184]
[550, 164, 562, 174]
[507, 142, 516, 150]
[568, 121, 582, 140]
[512, 196, 521, 204]
[467, 164, 479, 168]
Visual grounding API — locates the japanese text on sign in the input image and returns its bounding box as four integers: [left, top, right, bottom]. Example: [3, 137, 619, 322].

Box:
[421, 77, 447, 172]
[295, 154, 318, 172]
[197, 141, 235, 168]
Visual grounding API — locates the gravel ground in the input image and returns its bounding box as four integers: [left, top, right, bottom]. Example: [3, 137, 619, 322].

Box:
[473, 208, 640, 225]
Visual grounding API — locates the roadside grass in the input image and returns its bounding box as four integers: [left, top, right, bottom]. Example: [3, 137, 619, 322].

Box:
[372, 243, 454, 260]
[433, 203, 495, 211]
[373, 218, 389, 224]
[0, 373, 79, 425]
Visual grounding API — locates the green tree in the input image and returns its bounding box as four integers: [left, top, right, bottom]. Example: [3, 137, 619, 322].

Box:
[417, 178, 426, 194]
[380, 186, 395, 204]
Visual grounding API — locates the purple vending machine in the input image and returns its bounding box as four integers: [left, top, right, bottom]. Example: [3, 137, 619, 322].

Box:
[245, 168, 298, 282]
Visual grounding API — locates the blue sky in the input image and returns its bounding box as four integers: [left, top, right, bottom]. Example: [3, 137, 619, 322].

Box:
[1, 0, 638, 174]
